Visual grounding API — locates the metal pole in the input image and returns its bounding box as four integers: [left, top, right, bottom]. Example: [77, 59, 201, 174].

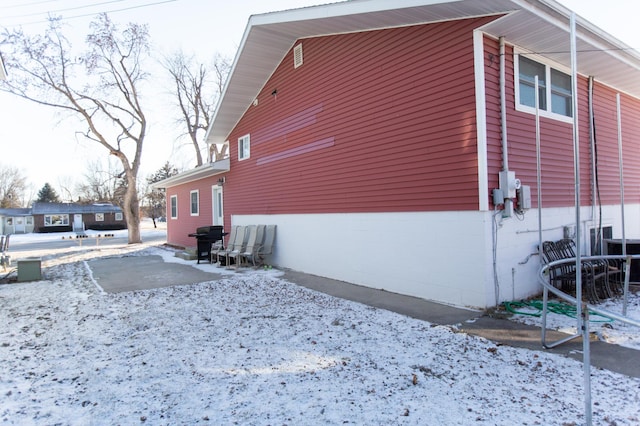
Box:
[570, 13, 591, 424]
[616, 93, 629, 315]
[582, 303, 592, 426]
[536, 75, 542, 267]
[570, 13, 582, 334]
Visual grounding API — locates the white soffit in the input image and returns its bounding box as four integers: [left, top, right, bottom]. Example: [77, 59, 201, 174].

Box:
[481, 0, 640, 98]
[206, 0, 640, 145]
[151, 159, 230, 189]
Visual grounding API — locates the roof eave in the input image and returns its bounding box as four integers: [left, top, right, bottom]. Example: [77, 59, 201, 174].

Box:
[206, 0, 640, 146]
[152, 158, 230, 190]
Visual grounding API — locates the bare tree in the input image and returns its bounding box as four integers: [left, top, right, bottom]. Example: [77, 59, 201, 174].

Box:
[0, 164, 27, 208]
[0, 15, 149, 243]
[56, 176, 78, 202]
[75, 158, 123, 204]
[163, 51, 230, 166]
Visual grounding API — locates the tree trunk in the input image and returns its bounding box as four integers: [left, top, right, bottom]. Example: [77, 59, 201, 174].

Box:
[123, 173, 141, 244]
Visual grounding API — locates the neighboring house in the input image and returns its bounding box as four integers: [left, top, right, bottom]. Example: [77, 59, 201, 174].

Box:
[31, 202, 126, 233]
[0, 208, 34, 235]
[154, 0, 640, 308]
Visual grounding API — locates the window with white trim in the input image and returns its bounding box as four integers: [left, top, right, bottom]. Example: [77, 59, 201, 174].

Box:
[238, 134, 250, 160]
[95, 213, 104, 221]
[515, 54, 572, 119]
[170, 195, 178, 219]
[115, 212, 123, 221]
[44, 214, 69, 226]
[190, 190, 199, 216]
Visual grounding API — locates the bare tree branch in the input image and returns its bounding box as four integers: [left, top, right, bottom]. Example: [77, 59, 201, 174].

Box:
[0, 14, 150, 243]
[162, 50, 230, 166]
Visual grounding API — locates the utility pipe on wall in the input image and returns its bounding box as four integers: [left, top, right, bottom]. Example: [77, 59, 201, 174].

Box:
[588, 77, 596, 222]
[499, 36, 508, 172]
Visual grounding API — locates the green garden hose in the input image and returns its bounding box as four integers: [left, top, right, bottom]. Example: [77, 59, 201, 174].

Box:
[503, 300, 612, 322]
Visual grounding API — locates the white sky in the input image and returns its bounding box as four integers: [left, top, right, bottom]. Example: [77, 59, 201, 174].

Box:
[0, 0, 639, 200]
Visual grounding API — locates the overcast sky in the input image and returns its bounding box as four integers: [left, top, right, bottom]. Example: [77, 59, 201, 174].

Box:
[1, 0, 639, 199]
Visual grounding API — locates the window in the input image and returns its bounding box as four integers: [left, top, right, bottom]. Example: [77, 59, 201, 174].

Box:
[516, 54, 572, 119]
[238, 134, 250, 160]
[170, 195, 178, 219]
[44, 214, 69, 226]
[95, 213, 104, 221]
[115, 212, 123, 221]
[6, 218, 12, 226]
[190, 190, 199, 216]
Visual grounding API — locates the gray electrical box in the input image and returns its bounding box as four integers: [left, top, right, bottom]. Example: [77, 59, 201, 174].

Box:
[492, 188, 504, 206]
[517, 185, 531, 210]
[499, 170, 517, 199]
[17, 258, 42, 282]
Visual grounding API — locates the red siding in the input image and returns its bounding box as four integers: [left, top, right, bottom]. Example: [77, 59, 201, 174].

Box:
[484, 37, 640, 208]
[166, 180, 214, 248]
[223, 18, 496, 218]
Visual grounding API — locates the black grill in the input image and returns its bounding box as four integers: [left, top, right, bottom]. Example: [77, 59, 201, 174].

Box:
[188, 226, 224, 263]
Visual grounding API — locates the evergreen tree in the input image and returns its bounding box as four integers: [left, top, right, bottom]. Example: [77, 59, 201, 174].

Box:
[144, 162, 179, 227]
[36, 182, 60, 203]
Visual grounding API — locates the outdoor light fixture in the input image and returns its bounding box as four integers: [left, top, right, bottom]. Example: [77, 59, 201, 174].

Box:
[217, 177, 226, 186]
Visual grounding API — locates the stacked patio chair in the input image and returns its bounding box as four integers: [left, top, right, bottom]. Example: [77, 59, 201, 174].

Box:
[216, 225, 247, 267]
[248, 224, 276, 267]
[230, 225, 265, 269]
[212, 226, 237, 265]
[542, 239, 614, 304]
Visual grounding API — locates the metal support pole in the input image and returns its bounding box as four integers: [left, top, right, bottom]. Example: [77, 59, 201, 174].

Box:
[616, 94, 630, 316]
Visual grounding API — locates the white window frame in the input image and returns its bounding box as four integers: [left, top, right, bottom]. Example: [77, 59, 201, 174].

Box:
[44, 214, 69, 226]
[190, 190, 199, 216]
[115, 212, 123, 221]
[170, 195, 178, 219]
[95, 213, 104, 222]
[514, 50, 573, 123]
[238, 134, 250, 161]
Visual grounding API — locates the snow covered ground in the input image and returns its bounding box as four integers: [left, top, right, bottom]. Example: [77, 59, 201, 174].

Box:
[0, 224, 639, 425]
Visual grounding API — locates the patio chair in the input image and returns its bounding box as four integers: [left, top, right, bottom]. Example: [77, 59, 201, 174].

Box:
[217, 225, 247, 267]
[542, 239, 607, 304]
[228, 225, 261, 269]
[253, 224, 276, 267]
[237, 224, 266, 267]
[212, 226, 237, 265]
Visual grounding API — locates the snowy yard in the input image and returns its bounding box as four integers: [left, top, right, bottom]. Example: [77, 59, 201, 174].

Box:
[1, 228, 639, 425]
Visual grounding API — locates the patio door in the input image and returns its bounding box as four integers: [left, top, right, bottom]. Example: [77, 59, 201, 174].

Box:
[212, 185, 224, 226]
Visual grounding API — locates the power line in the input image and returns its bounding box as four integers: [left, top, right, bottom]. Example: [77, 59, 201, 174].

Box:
[0, 0, 62, 9]
[4, 0, 127, 19]
[0, 0, 177, 27]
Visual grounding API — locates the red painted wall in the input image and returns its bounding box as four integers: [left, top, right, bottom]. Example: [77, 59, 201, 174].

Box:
[222, 17, 496, 220]
[483, 36, 640, 208]
[166, 179, 214, 248]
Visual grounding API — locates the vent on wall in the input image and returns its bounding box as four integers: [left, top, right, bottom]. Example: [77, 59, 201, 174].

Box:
[293, 43, 303, 68]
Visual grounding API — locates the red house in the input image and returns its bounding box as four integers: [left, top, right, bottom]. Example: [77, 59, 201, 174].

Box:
[154, 0, 640, 308]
